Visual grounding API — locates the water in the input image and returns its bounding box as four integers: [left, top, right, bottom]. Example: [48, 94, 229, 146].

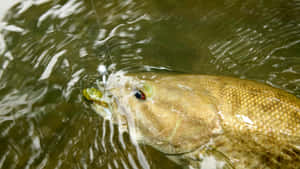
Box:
[0, 0, 299, 168]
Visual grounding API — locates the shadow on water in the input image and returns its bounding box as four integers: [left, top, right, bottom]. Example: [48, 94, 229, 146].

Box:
[0, 0, 299, 168]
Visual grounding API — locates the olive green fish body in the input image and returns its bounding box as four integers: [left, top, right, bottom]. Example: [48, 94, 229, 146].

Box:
[89, 72, 300, 169]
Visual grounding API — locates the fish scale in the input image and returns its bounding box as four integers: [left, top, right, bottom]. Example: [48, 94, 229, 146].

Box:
[198, 76, 300, 168]
[213, 78, 300, 140]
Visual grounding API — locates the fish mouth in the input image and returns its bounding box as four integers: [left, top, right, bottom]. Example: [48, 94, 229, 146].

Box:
[82, 85, 130, 130]
[83, 87, 108, 106]
[82, 81, 115, 116]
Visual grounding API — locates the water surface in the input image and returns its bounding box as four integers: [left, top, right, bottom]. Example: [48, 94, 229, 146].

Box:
[0, 0, 299, 168]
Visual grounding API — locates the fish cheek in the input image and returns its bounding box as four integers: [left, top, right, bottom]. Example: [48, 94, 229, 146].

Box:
[132, 99, 174, 139]
[130, 100, 162, 140]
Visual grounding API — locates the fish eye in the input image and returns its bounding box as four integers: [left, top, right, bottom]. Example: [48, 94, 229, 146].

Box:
[134, 89, 146, 100]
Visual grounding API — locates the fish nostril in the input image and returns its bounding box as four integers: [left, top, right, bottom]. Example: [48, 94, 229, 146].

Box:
[134, 89, 146, 100]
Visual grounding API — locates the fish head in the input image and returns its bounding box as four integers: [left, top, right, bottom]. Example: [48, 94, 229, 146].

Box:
[103, 71, 223, 154]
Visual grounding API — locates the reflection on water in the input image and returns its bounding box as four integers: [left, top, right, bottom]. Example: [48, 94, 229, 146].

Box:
[0, 0, 299, 168]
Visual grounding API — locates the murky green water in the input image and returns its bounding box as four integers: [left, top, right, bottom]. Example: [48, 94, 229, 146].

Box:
[0, 0, 299, 168]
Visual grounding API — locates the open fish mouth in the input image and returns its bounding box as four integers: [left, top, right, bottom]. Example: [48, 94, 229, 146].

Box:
[82, 81, 116, 119]
[83, 87, 109, 107]
[82, 82, 130, 133]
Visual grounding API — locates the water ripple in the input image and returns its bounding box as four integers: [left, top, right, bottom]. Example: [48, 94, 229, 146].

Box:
[0, 0, 299, 169]
[39, 50, 66, 80]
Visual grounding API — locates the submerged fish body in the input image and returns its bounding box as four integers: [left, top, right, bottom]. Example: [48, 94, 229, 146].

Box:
[90, 72, 300, 169]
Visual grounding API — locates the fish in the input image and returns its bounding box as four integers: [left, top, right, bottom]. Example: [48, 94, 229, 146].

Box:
[84, 71, 300, 169]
